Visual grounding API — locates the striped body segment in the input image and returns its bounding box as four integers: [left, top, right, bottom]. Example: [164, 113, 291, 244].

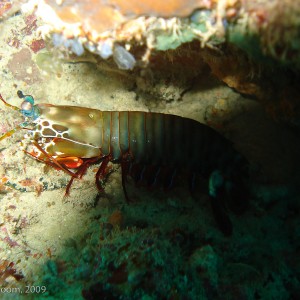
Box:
[99, 112, 244, 182]
[46, 110, 239, 175]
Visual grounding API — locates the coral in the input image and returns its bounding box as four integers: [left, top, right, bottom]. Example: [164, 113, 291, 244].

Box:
[113, 44, 136, 70]
[29, 38, 46, 53]
[22, 0, 224, 69]
[22, 13, 38, 35]
[0, 259, 24, 285]
[0, 1, 12, 18]
[41, 0, 209, 31]
[189, 245, 219, 287]
[7, 48, 41, 85]
[52, 33, 85, 56]
[38, 220, 208, 299]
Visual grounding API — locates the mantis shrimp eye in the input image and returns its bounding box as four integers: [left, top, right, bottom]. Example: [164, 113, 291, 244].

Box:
[17, 90, 24, 99]
[18, 90, 37, 118]
[21, 99, 34, 117]
[21, 100, 33, 112]
[21, 100, 33, 117]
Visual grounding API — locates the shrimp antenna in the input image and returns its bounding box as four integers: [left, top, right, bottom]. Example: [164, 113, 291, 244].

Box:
[0, 93, 28, 141]
[0, 93, 20, 111]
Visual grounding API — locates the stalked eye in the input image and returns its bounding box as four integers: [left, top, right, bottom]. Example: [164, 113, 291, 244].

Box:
[21, 100, 33, 117]
[24, 95, 34, 105]
[17, 90, 24, 99]
[17, 90, 40, 120]
[21, 100, 32, 112]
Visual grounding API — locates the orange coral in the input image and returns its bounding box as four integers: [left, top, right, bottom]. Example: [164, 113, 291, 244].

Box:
[0, 1, 12, 18]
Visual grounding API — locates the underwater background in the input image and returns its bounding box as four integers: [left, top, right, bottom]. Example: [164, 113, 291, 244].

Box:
[0, 0, 300, 299]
